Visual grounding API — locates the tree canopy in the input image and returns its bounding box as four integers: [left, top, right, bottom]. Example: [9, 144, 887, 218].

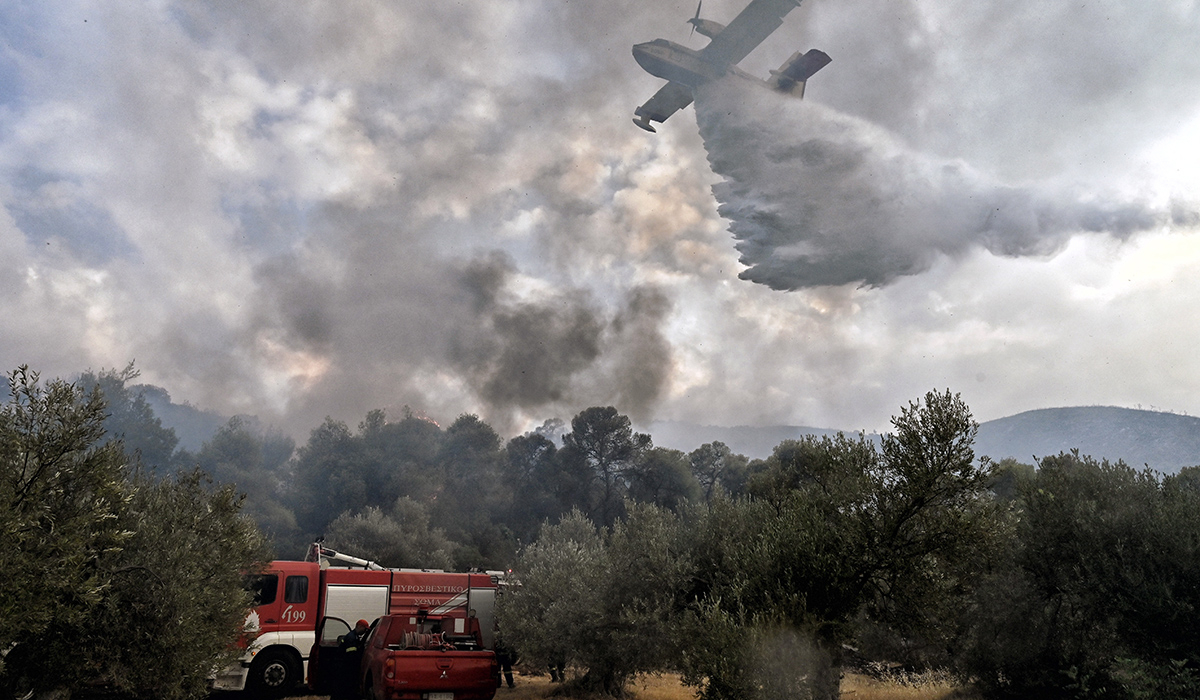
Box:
[14, 362, 1200, 700]
[0, 366, 270, 700]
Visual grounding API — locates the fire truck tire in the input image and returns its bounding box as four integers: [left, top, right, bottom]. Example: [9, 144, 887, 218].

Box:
[247, 648, 300, 696]
[0, 643, 35, 700]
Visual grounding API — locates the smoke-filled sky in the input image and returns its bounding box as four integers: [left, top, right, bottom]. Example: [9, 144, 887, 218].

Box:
[2, 0, 1200, 439]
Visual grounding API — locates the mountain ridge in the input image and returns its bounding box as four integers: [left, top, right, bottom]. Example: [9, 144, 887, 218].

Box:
[646, 406, 1200, 472]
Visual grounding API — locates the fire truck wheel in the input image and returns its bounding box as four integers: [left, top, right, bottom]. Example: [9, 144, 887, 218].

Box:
[0, 643, 35, 700]
[248, 648, 300, 696]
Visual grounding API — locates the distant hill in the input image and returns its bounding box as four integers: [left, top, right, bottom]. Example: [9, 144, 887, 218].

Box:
[975, 406, 1200, 471]
[647, 407, 1200, 472]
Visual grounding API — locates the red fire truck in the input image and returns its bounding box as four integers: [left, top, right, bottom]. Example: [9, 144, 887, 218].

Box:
[210, 543, 502, 696]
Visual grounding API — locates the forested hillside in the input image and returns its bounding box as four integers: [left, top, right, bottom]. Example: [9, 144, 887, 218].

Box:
[68, 366, 742, 564]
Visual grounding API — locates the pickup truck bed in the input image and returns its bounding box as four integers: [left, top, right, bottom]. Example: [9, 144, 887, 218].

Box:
[363, 648, 498, 700]
[361, 624, 498, 700]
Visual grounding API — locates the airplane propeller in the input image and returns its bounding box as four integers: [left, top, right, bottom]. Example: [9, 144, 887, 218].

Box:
[689, 0, 702, 36]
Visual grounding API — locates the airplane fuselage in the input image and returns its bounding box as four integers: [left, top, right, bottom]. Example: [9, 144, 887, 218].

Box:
[632, 39, 726, 88]
[638, 38, 777, 93]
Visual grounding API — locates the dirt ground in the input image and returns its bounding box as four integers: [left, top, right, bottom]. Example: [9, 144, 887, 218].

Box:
[287, 669, 978, 700]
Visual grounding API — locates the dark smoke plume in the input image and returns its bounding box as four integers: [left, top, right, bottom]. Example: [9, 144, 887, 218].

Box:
[450, 253, 673, 423]
[603, 286, 673, 421]
[452, 253, 604, 409]
[694, 77, 1172, 290]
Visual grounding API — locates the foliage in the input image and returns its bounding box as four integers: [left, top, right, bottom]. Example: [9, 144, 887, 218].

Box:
[985, 457, 1035, 502]
[628, 446, 701, 510]
[325, 499, 455, 569]
[358, 407, 444, 503]
[499, 510, 607, 681]
[688, 441, 749, 499]
[502, 431, 577, 542]
[584, 502, 690, 693]
[960, 452, 1200, 699]
[500, 505, 688, 696]
[291, 416, 373, 535]
[679, 390, 1002, 700]
[0, 367, 270, 700]
[678, 478, 867, 700]
[1110, 657, 1200, 700]
[79, 362, 179, 472]
[288, 409, 516, 567]
[0, 366, 129, 656]
[21, 362, 1200, 700]
[190, 415, 300, 550]
[433, 414, 514, 568]
[74, 469, 270, 700]
[864, 391, 1006, 665]
[561, 406, 653, 526]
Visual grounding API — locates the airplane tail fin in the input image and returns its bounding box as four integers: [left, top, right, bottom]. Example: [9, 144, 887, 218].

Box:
[767, 49, 831, 97]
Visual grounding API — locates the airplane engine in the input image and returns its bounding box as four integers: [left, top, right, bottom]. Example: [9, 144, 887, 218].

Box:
[768, 48, 831, 97]
[688, 18, 726, 39]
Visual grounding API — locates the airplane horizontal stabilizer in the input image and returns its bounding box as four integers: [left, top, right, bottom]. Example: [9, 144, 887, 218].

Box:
[768, 48, 831, 96]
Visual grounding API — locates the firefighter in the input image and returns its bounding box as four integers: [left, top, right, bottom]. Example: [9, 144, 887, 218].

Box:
[332, 619, 370, 699]
[494, 634, 517, 688]
[343, 619, 371, 651]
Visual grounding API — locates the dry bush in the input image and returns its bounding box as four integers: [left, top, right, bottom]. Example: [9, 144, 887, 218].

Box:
[839, 672, 982, 700]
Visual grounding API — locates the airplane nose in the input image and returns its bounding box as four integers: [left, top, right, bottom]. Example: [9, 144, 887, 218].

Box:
[632, 43, 655, 73]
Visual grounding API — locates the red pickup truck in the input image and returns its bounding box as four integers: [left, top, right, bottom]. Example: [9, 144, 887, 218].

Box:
[311, 614, 499, 700]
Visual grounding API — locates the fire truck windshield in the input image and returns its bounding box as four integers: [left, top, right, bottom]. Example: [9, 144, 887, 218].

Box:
[243, 573, 278, 606]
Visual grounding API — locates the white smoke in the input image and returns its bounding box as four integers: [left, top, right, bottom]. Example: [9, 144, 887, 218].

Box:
[694, 76, 1177, 290]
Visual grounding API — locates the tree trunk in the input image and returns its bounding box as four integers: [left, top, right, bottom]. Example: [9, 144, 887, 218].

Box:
[577, 664, 627, 697]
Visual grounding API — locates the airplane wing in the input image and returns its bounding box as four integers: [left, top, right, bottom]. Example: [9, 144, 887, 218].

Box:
[699, 0, 802, 69]
[632, 81, 694, 132]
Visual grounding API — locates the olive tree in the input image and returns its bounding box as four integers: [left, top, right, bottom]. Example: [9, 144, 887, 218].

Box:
[325, 499, 456, 570]
[83, 469, 271, 700]
[679, 390, 1003, 700]
[0, 366, 128, 657]
[960, 453, 1200, 699]
[499, 505, 688, 696]
[0, 366, 270, 700]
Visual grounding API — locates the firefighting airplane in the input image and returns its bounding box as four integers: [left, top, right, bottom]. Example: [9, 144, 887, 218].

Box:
[632, 0, 830, 132]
